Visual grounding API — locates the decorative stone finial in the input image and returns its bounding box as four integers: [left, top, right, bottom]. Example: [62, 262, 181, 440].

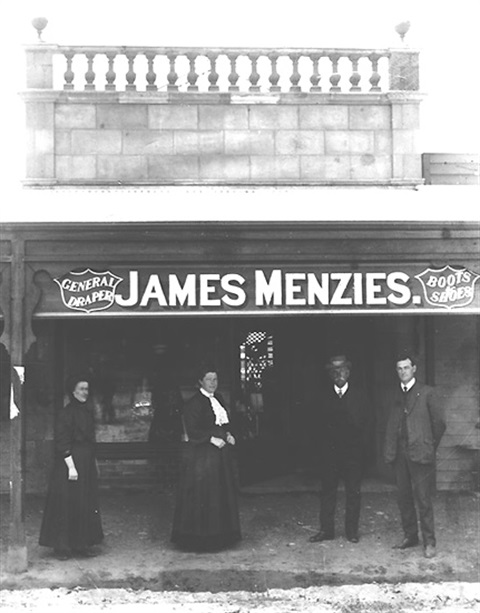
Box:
[31, 17, 48, 42]
[395, 21, 411, 44]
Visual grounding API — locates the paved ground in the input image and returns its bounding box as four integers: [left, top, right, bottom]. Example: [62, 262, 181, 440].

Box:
[1, 485, 479, 592]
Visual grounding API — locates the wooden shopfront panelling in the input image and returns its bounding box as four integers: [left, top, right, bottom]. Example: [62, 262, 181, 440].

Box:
[1, 221, 479, 493]
[4, 221, 479, 319]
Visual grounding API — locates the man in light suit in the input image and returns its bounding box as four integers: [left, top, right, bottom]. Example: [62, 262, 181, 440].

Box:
[384, 352, 446, 558]
[309, 355, 371, 544]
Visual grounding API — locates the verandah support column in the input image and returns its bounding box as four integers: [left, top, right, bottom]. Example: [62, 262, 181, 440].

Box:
[7, 239, 27, 573]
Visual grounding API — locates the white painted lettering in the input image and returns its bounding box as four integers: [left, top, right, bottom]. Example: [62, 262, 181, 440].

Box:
[353, 272, 363, 305]
[330, 273, 353, 305]
[366, 273, 387, 305]
[140, 275, 168, 307]
[200, 274, 221, 306]
[306, 273, 329, 305]
[255, 270, 282, 306]
[169, 274, 196, 306]
[116, 271, 139, 307]
[387, 272, 411, 305]
[221, 274, 247, 307]
[285, 273, 306, 306]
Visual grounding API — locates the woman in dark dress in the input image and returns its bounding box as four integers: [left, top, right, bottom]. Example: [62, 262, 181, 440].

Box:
[171, 367, 241, 552]
[39, 376, 103, 559]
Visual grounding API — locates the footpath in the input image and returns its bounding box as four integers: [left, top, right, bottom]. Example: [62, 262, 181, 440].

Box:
[1, 486, 479, 592]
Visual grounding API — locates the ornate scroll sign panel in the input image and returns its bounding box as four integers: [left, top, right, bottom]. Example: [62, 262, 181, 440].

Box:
[54, 268, 123, 313]
[415, 266, 480, 310]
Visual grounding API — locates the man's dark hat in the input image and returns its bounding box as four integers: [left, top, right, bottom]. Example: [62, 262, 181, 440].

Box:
[325, 355, 351, 370]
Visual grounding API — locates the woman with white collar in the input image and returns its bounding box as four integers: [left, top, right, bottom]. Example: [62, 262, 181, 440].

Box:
[171, 365, 241, 552]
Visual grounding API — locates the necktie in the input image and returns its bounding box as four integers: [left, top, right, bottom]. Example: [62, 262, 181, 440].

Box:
[403, 385, 408, 393]
[337, 390, 343, 398]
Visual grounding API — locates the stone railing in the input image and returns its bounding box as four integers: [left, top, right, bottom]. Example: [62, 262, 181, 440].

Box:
[22, 27, 423, 186]
[26, 44, 419, 94]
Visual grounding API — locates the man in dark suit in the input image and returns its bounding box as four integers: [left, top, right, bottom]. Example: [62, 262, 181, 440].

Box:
[384, 352, 446, 558]
[309, 355, 371, 544]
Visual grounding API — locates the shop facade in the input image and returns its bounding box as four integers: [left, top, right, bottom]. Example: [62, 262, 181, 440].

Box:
[2, 28, 479, 570]
[2, 218, 479, 491]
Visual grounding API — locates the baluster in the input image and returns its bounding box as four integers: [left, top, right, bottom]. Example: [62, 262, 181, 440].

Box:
[105, 52, 117, 91]
[329, 53, 341, 91]
[207, 53, 220, 92]
[186, 52, 198, 91]
[63, 49, 75, 90]
[349, 53, 361, 92]
[167, 53, 178, 92]
[227, 54, 239, 92]
[145, 51, 157, 91]
[369, 53, 381, 91]
[268, 52, 281, 92]
[125, 51, 137, 91]
[309, 53, 322, 92]
[248, 53, 261, 92]
[84, 52, 96, 90]
[289, 53, 301, 92]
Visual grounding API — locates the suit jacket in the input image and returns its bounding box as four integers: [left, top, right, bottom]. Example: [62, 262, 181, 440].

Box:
[384, 382, 446, 465]
[312, 385, 371, 463]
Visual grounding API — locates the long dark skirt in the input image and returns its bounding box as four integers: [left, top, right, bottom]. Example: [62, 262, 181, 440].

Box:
[171, 442, 241, 552]
[39, 445, 103, 551]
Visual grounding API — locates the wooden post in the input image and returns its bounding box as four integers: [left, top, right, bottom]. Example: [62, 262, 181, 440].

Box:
[7, 239, 28, 573]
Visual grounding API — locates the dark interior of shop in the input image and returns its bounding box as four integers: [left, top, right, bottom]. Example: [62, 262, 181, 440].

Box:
[52, 316, 379, 485]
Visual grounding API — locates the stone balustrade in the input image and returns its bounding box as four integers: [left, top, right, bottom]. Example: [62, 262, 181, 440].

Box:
[25, 45, 419, 93]
[23, 38, 423, 186]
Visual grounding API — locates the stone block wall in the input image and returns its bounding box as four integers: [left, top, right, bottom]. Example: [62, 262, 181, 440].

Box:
[24, 95, 423, 185]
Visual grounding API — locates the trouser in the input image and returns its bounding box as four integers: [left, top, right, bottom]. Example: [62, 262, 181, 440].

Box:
[394, 447, 436, 547]
[320, 458, 362, 537]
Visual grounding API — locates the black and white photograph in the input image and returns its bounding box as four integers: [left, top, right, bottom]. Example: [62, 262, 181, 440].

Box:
[1, 0, 479, 611]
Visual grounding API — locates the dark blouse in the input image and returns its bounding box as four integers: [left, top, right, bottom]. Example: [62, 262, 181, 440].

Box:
[182, 391, 231, 445]
[55, 398, 96, 458]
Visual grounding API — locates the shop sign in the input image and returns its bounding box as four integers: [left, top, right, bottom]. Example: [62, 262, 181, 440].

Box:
[51, 265, 480, 315]
[54, 268, 123, 313]
[415, 265, 480, 310]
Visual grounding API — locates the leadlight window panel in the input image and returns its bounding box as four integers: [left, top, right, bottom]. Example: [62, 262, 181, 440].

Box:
[239, 331, 274, 391]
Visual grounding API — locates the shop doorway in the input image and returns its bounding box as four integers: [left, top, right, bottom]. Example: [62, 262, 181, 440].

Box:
[232, 316, 378, 485]
[54, 315, 384, 487]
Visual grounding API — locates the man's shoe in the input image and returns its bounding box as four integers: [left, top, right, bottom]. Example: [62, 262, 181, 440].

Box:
[347, 535, 359, 543]
[309, 531, 334, 543]
[393, 536, 419, 549]
[424, 545, 436, 558]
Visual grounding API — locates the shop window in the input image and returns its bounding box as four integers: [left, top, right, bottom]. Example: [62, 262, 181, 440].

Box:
[61, 322, 185, 448]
